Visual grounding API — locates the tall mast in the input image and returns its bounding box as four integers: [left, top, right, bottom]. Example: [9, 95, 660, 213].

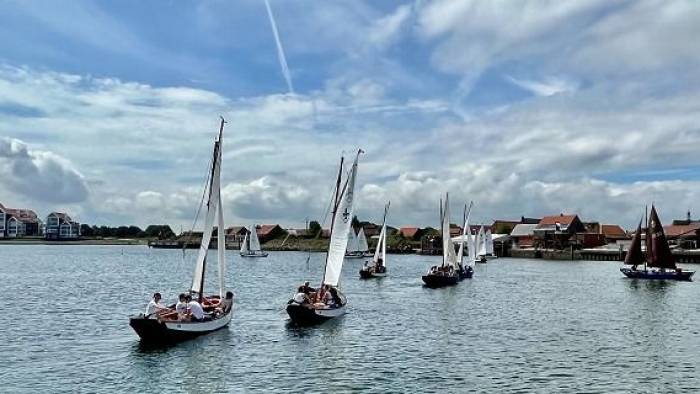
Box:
[197, 118, 225, 303]
[440, 196, 444, 267]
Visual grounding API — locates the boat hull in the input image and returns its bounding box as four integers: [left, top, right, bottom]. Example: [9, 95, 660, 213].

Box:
[359, 267, 387, 279]
[344, 252, 365, 259]
[240, 252, 269, 258]
[286, 303, 346, 326]
[129, 309, 233, 343]
[620, 267, 694, 281]
[422, 273, 459, 288]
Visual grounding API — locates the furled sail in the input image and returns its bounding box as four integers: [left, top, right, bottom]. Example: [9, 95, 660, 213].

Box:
[357, 228, 369, 253]
[624, 219, 644, 266]
[324, 151, 361, 286]
[249, 225, 262, 252]
[646, 205, 675, 269]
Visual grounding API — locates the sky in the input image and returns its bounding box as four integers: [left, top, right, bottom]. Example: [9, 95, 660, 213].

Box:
[1, 0, 699, 231]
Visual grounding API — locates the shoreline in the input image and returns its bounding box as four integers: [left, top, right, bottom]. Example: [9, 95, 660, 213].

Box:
[0, 238, 148, 246]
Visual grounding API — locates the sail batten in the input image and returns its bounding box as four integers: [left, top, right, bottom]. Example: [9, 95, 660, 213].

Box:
[323, 151, 361, 286]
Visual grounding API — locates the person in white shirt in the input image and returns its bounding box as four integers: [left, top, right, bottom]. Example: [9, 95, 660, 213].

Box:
[292, 286, 310, 305]
[187, 299, 206, 321]
[145, 292, 168, 317]
[175, 293, 187, 316]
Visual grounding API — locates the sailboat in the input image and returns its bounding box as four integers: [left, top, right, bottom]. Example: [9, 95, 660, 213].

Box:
[130, 118, 234, 342]
[345, 228, 364, 258]
[422, 194, 471, 288]
[475, 225, 488, 263]
[357, 228, 370, 257]
[456, 202, 475, 280]
[240, 225, 269, 257]
[620, 205, 694, 281]
[359, 202, 390, 279]
[286, 150, 362, 325]
[484, 228, 497, 259]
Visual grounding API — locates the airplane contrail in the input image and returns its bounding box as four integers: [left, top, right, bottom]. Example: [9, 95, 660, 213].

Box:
[264, 0, 294, 94]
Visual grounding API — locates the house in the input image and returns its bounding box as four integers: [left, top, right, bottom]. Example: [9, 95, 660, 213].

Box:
[0, 203, 43, 238]
[256, 224, 286, 242]
[490, 220, 521, 235]
[510, 223, 538, 249]
[45, 212, 80, 240]
[601, 224, 630, 243]
[533, 214, 586, 249]
[225, 226, 249, 242]
[664, 218, 700, 249]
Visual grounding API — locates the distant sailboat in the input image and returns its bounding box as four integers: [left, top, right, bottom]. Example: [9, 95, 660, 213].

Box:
[359, 202, 390, 279]
[345, 228, 364, 258]
[130, 118, 234, 343]
[286, 150, 362, 325]
[475, 225, 488, 263]
[456, 202, 475, 279]
[357, 228, 370, 256]
[620, 205, 694, 280]
[422, 194, 471, 288]
[240, 225, 269, 257]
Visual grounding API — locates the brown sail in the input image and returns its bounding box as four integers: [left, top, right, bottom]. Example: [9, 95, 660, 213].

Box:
[624, 219, 644, 266]
[646, 205, 676, 269]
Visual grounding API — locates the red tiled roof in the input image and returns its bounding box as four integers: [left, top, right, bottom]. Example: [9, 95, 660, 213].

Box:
[226, 226, 247, 235]
[664, 222, 700, 237]
[257, 224, 281, 236]
[601, 224, 627, 238]
[538, 214, 578, 226]
[399, 227, 419, 238]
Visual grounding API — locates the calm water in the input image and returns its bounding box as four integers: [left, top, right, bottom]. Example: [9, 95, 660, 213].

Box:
[1, 245, 699, 393]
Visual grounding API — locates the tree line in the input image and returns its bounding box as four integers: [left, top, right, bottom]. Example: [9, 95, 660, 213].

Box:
[80, 224, 175, 239]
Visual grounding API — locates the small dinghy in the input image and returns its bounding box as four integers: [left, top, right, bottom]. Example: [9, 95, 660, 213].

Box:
[620, 205, 694, 281]
[422, 194, 473, 288]
[287, 150, 362, 326]
[360, 202, 390, 279]
[130, 118, 234, 343]
[240, 225, 269, 257]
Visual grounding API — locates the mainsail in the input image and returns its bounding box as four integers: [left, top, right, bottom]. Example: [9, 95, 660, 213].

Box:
[357, 228, 369, 253]
[441, 194, 458, 268]
[249, 225, 262, 252]
[457, 202, 473, 265]
[240, 233, 249, 254]
[373, 202, 390, 265]
[323, 150, 361, 287]
[346, 229, 359, 253]
[191, 119, 227, 298]
[476, 226, 486, 257]
[624, 219, 644, 266]
[646, 205, 675, 269]
[485, 229, 494, 255]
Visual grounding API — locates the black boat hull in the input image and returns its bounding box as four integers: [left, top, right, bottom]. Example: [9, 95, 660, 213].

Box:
[359, 267, 387, 279]
[620, 267, 694, 281]
[129, 311, 232, 344]
[422, 273, 459, 288]
[286, 303, 346, 326]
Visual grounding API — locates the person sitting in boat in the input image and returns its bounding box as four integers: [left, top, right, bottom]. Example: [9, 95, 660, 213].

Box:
[321, 285, 333, 306]
[376, 258, 385, 273]
[175, 293, 188, 316]
[216, 291, 234, 314]
[187, 297, 206, 322]
[145, 292, 168, 317]
[329, 287, 342, 308]
[291, 286, 311, 305]
[301, 281, 316, 295]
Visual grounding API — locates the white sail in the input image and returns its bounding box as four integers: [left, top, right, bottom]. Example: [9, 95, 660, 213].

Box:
[457, 203, 472, 266]
[442, 195, 458, 268]
[240, 233, 249, 253]
[476, 225, 487, 257]
[357, 228, 369, 253]
[324, 151, 360, 287]
[381, 223, 386, 264]
[485, 228, 494, 255]
[249, 225, 262, 252]
[191, 129, 223, 294]
[373, 224, 385, 264]
[346, 229, 359, 253]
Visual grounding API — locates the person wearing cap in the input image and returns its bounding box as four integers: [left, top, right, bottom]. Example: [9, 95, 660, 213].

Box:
[145, 292, 168, 317]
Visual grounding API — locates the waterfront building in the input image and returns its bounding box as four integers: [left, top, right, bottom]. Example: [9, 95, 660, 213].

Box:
[45, 212, 80, 239]
[510, 223, 538, 249]
[256, 224, 286, 242]
[398, 227, 422, 240]
[665, 213, 700, 249]
[0, 203, 43, 238]
[533, 214, 586, 249]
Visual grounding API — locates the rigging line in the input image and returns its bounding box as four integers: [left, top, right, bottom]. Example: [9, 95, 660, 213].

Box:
[182, 148, 215, 259]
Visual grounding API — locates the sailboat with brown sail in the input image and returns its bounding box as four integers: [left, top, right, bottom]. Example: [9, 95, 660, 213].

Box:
[286, 150, 362, 325]
[620, 205, 694, 281]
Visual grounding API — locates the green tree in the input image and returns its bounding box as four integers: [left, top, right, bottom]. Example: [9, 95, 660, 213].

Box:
[308, 221, 322, 237]
[80, 224, 94, 237]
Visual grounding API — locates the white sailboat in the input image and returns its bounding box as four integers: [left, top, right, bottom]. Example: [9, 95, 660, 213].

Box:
[475, 225, 488, 263]
[240, 225, 269, 257]
[357, 228, 370, 256]
[456, 202, 475, 279]
[345, 228, 363, 258]
[422, 194, 471, 287]
[359, 202, 389, 279]
[287, 150, 362, 325]
[484, 228, 497, 259]
[130, 118, 234, 343]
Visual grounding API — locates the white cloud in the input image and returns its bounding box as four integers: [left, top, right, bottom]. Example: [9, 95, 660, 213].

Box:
[505, 75, 579, 96]
[0, 137, 88, 204]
